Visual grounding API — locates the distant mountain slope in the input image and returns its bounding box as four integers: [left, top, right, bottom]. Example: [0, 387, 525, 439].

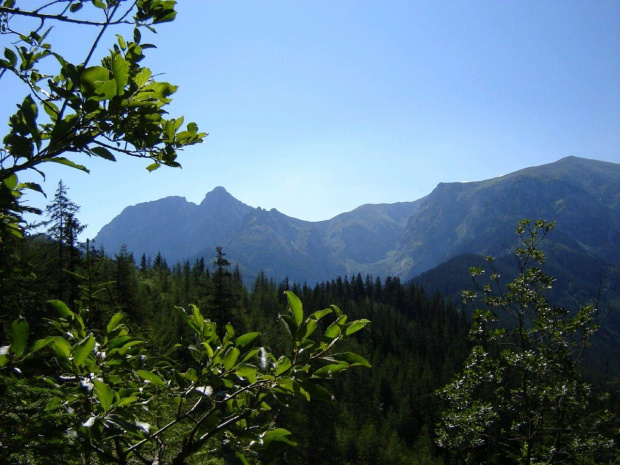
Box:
[95, 186, 254, 262]
[391, 157, 620, 279]
[94, 157, 620, 287]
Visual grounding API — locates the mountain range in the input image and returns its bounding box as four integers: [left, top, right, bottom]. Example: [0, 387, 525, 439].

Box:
[95, 156, 620, 298]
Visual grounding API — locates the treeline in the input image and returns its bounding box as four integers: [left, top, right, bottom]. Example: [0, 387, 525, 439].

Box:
[1, 220, 469, 463]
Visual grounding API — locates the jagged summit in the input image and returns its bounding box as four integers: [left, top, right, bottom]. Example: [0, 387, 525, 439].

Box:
[95, 157, 620, 285]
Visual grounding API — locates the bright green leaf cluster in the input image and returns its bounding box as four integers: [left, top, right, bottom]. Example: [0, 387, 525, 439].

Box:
[0, 291, 370, 463]
[0, 1, 206, 241]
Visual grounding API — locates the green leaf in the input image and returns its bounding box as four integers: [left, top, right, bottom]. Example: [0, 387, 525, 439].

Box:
[286, 291, 304, 326]
[300, 381, 335, 402]
[45, 157, 89, 173]
[260, 428, 297, 447]
[146, 162, 160, 172]
[3, 173, 18, 190]
[309, 308, 333, 321]
[116, 34, 127, 50]
[312, 363, 349, 379]
[73, 334, 95, 367]
[106, 313, 124, 333]
[324, 315, 347, 339]
[47, 300, 75, 319]
[51, 337, 71, 359]
[136, 370, 166, 386]
[192, 305, 204, 332]
[112, 54, 129, 94]
[223, 347, 240, 371]
[134, 67, 151, 87]
[43, 101, 60, 121]
[91, 146, 116, 161]
[330, 352, 371, 368]
[236, 364, 258, 383]
[10, 317, 29, 357]
[280, 314, 297, 337]
[300, 319, 317, 340]
[4, 47, 17, 67]
[17, 182, 44, 195]
[93, 379, 114, 411]
[275, 356, 292, 376]
[31, 337, 53, 353]
[344, 319, 370, 336]
[235, 332, 260, 349]
[81, 66, 110, 94]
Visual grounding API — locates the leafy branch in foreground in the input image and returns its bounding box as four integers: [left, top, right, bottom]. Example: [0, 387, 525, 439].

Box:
[435, 219, 618, 464]
[0, 290, 370, 464]
[0, 0, 206, 241]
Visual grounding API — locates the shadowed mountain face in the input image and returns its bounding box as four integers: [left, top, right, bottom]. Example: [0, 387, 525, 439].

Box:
[393, 157, 620, 279]
[95, 156, 620, 286]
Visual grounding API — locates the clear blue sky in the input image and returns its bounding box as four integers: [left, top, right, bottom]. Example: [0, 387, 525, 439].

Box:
[3, 1, 620, 239]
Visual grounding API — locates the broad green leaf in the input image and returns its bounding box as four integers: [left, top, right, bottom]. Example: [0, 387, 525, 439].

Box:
[134, 67, 151, 87]
[93, 379, 114, 411]
[117, 396, 138, 407]
[20, 95, 38, 130]
[17, 182, 44, 195]
[241, 347, 261, 363]
[312, 363, 349, 379]
[112, 54, 129, 94]
[46, 157, 89, 173]
[300, 319, 317, 340]
[81, 66, 110, 94]
[192, 305, 204, 331]
[43, 101, 59, 121]
[10, 317, 28, 357]
[31, 337, 53, 353]
[235, 332, 260, 349]
[236, 364, 258, 383]
[47, 300, 74, 319]
[300, 381, 335, 402]
[329, 352, 371, 368]
[146, 162, 160, 172]
[4, 47, 17, 66]
[51, 337, 71, 358]
[344, 319, 370, 336]
[260, 428, 297, 447]
[286, 291, 304, 326]
[143, 81, 177, 100]
[309, 308, 333, 321]
[275, 356, 291, 376]
[3, 173, 18, 189]
[280, 314, 297, 336]
[136, 370, 166, 386]
[91, 146, 116, 161]
[116, 34, 127, 50]
[223, 347, 240, 371]
[324, 315, 347, 339]
[73, 334, 95, 367]
[106, 313, 124, 333]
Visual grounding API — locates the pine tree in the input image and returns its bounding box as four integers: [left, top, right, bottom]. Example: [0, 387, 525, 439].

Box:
[44, 181, 86, 302]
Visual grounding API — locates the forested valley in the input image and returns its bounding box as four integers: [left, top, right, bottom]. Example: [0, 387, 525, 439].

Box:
[1, 189, 618, 463]
[1, 189, 469, 463]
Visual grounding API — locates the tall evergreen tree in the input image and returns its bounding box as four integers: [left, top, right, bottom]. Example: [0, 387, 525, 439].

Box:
[44, 181, 86, 302]
[211, 246, 232, 333]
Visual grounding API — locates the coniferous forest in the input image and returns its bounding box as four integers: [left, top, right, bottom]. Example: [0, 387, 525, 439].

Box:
[1, 2, 618, 464]
[1, 191, 618, 463]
